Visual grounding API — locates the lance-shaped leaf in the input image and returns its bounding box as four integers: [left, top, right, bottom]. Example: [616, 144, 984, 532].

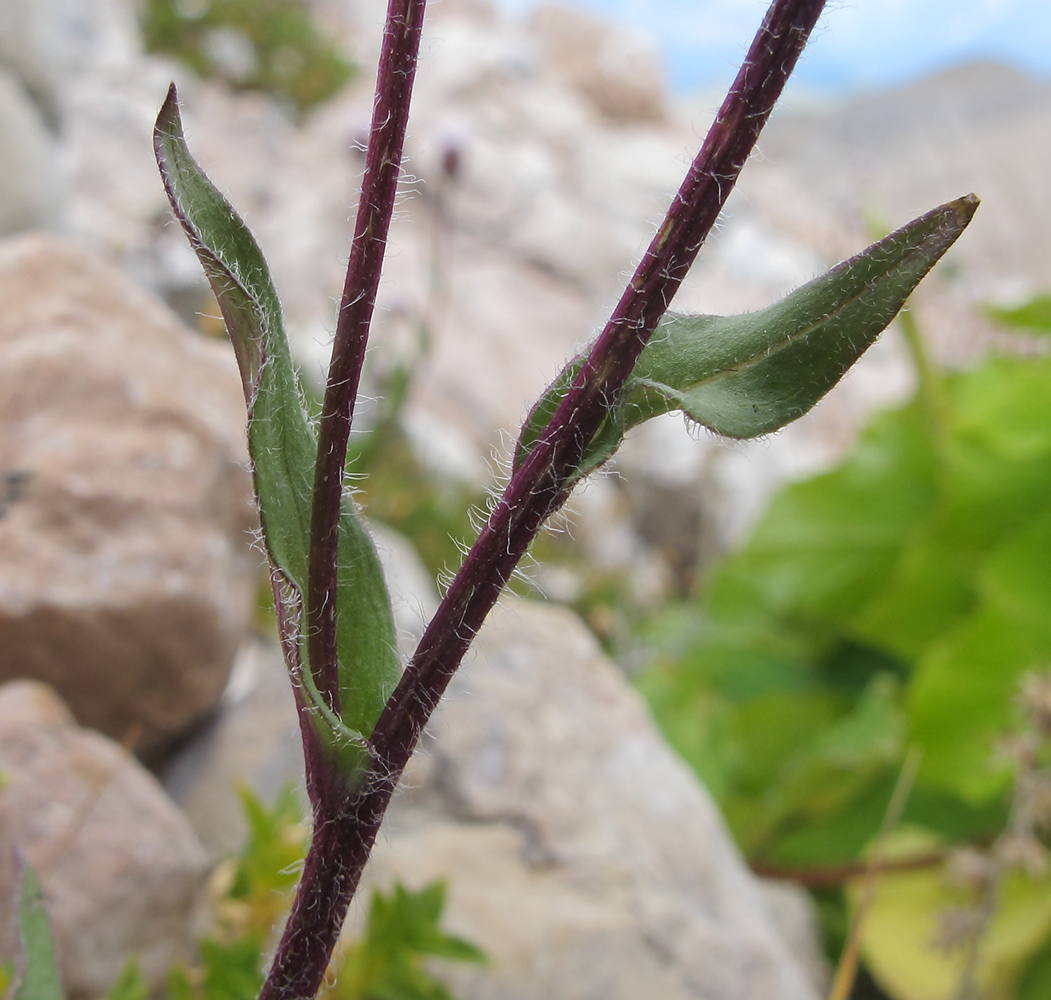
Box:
[518, 195, 978, 481]
[13, 859, 62, 1000]
[154, 85, 399, 778]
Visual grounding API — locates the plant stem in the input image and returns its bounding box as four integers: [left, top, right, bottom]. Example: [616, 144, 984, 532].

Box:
[263, 2, 826, 998]
[899, 303, 949, 443]
[372, 0, 828, 775]
[307, 0, 428, 713]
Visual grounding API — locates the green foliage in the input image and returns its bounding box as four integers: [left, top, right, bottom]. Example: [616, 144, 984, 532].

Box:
[105, 961, 150, 1000]
[141, 0, 355, 113]
[518, 197, 976, 483]
[986, 296, 1051, 335]
[227, 785, 310, 934]
[155, 90, 400, 782]
[104, 789, 482, 1000]
[13, 861, 62, 1000]
[638, 293, 1051, 996]
[331, 883, 486, 1000]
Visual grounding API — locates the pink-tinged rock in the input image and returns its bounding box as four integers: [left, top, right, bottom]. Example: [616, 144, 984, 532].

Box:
[527, 4, 667, 124]
[0, 681, 209, 998]
[0, 233, 255, 759]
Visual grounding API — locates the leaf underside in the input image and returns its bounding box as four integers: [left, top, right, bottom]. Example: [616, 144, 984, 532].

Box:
[518, 194, 978, 482]
[154, 84, 399, 778]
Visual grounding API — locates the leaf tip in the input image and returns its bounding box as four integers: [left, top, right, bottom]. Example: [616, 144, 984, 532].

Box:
[951, 192, 980, 228]
[154, 83, 182, 159]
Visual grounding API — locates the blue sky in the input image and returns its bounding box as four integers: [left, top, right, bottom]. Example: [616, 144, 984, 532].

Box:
[499, 0, 1051, 95]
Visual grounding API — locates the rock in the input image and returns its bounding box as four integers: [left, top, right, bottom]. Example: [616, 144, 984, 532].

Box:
[356, 597, 822, 999]
[161, 640, 305, 856]
[0, 680, 209, 999]
[527, 4, 667, 124]
[0, 67, 60, 235]
[0, 234, 256, 760]
[0, 0, 142, 125]
[757, 879, 832, 996]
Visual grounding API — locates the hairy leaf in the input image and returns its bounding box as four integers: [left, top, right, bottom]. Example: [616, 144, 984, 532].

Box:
[13, 860, 62, 1000]
[154, 85, 399, 777]
[518, 195, 977, 481]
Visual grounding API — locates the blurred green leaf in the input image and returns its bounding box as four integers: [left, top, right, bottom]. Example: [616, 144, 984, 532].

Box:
[907, 508, 1051, 803]
[518, 196, 976, 480]
[986, 295, 1051, 334]
[198, 936, 266, 1000]
[1017, 934, 1051, 1000]
[154, 87, 399, 780]
[104, 961, 149, 1000]
[13, 860, 62, 1000]
[709, 403, 939, 629]
[228, 785, 308, 937]
[857, 836, 1051, 1000]
[141, 0, 355, 113]
[331, 882, 486, 1000]
[737, 675, 904, 857]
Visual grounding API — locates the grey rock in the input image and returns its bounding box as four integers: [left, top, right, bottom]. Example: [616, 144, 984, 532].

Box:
[161, 640, 306, 856]
[0, 680, 208, 999]
[0, 68, 60, 234]
[0, 234, 256, 760]
[359, 597, 821, 1000]
[0, 0, 141, 125]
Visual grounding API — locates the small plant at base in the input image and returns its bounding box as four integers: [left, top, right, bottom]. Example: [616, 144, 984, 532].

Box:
[147, 0, 977, 997]
[95, 788, 481, 1000]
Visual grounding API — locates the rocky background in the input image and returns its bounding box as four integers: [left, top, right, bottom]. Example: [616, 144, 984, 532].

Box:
[1, 0, 1049, 997]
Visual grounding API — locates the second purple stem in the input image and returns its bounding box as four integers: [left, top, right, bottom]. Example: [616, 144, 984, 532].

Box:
[371, 0, 828, 770]
[307, 0, 428, 714]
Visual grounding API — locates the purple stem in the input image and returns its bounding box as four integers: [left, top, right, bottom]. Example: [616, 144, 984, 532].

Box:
[371, 0, 827, 773]
[261, 2, 826, 998]
[307, 0, 428, 712]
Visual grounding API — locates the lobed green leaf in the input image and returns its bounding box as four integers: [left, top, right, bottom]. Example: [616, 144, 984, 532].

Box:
[517, 195, 978, 482]
[154, 85, 399, 779]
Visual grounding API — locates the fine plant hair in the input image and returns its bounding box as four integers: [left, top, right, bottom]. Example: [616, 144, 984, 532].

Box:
[150, 0, 978, 998]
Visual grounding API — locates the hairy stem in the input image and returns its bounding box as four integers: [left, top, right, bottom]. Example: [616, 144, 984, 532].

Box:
[265, 2, 826, 998]
[307, 0, 428, 712]
[373, 0, 827, 772]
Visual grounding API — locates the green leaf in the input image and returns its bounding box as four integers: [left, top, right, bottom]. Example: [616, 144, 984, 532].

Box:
[986, 295, 1051, 334]
[1018, 934, 1051, 1000]
[198, 935, 266, 1000]
[517, 195, 977, 479]
[907, 506, 1051, 802]
[738, 674, 904, 857]
[104, 961, 150, 1000]
[154, 85, 399, 779]
[229, 785, 308, 904]
[334, 881, 485, 1000]
[13, 860, 62, 1000]
[709, 404, 940, 628]
[856, 834, 1051, 1000]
